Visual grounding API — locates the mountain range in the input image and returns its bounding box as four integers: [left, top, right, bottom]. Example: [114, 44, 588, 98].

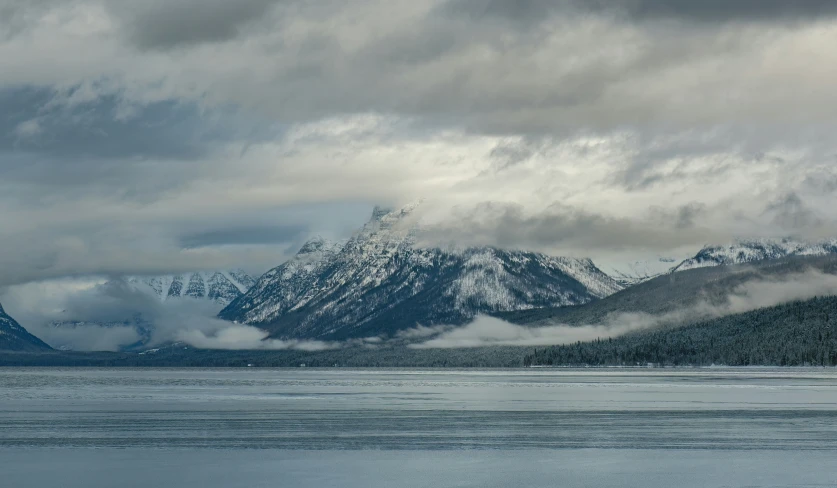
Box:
[5, 202, 837, 354]
[219, 205, 623, 340]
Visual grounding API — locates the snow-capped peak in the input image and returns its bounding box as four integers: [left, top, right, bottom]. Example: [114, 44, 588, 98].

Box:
[219, 204, 623, 340]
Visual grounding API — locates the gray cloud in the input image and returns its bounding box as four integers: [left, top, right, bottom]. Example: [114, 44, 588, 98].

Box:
[764, 192, 822, 231]
[0, 196, 372, 287]
[649, 202, 706, 230]
[117, 0, 281, 51]
[0, 85, 265, 161]
[0, 86, 238, 206]
[443, 0, 837, 25]
[1, 0, 837, 289]
[0, 0, 58, 40]
[672, 202, 706, 229]
[416, 201, 723, 254]
[179, 224, 307, 248]
[439, 0, 561, 26]
[611, 0, 837, 23]
[487, 138, 538, 171]
[3, 0, 837, 138]
[803, 165, 837, 195]
[0, 82, 374, 286]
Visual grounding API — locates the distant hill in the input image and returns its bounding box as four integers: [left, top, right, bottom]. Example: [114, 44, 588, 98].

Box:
[610, 238, 837, 285]
[673, 238, 837, 272]
[499, 254, 837, 326]
[0, 302, 52, 352]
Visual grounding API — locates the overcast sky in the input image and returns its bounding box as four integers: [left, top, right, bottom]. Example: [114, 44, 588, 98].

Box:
[3, 0, 837, 287]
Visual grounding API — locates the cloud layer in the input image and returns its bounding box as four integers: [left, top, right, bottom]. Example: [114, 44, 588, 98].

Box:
[0, 278, 332, 351]
[2, 0, 837, 286]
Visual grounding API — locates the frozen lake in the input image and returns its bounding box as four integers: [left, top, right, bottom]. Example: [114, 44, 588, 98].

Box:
[1, 367, 836, 487]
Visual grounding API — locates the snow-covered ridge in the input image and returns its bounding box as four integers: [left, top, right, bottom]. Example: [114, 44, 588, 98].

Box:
[673, 238, 837, 272]
[604, 256, 684, 286]
[604, 238, 837, 286]
[128, 270, 256, 306]
[219, 205, 623, 340]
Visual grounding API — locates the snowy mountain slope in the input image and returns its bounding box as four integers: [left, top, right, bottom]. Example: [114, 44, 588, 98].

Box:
[219, 206, 623, 340]
[128, 270, 256, 306]
[604, 256, 684, 286]
[672, 238, 837, 272]
[220, 236, 345, 324]
[0, 302, 52, 351]
[604, 238, 837, 286]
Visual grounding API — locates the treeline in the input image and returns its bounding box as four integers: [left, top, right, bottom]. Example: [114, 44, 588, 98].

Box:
[524, 296, 837, 367]
[0, 345, 530, 368]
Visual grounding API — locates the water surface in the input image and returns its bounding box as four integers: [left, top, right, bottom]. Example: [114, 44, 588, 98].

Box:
[1, 367, 836, 487]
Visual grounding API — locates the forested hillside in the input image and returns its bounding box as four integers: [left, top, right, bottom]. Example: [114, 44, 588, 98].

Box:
[524, 296, 837, 367]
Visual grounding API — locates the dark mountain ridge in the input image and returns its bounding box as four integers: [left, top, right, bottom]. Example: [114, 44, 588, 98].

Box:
[0, 302, 52, 352]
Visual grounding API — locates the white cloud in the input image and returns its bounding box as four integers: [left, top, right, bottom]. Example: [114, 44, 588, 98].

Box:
[409, 315, 651, 348]
[176, 326, 335, 351]
[13, 118, 42, 139]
